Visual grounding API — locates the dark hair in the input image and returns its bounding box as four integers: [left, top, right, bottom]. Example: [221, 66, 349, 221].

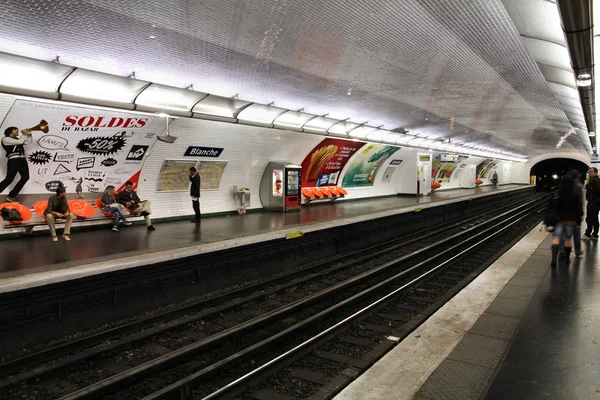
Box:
[56, 186, 66, 195]
[569, 169, 580, 180]
[190, 167, 197, 172]
[276, 179, 282, 183]
[4, 127, 17, 137]
[591, 167, 598, 174]
[125, 181, 133, 186]
[558, 173, 575, 199]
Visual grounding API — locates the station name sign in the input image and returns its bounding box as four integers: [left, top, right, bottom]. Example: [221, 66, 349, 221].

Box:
[184, 146, 224, 157]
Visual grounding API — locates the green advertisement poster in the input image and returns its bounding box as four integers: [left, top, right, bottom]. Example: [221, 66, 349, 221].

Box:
[342, 144, 399, 187]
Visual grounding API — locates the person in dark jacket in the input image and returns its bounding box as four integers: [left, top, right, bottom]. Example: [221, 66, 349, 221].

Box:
[558, 170, 584, 260]
[583, 167, 600, 239]
[118, 181, 155, 230]
[551, 172, 584, 266]
[44, 186, 72, 242]
[189, 167, 201, 223]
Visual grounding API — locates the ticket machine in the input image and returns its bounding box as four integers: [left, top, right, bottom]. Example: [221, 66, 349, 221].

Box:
[260, 162, 302, 212]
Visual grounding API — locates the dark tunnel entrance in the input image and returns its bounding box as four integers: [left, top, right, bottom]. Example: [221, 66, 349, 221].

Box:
[530, 158, 589, 191]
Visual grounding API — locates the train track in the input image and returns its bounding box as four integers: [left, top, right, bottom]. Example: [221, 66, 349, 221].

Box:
[0, 193, 545, 400]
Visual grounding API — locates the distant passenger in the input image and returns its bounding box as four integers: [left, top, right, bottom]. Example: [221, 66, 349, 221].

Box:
[101, 185, 132, 232]
[189, 167, 201, 223]
[583, 167, 600, 240]
[118, 181, 155, 230]
[491, 171, 498, 185]
[0, 126, 33, 203]
[551, 172, 584, 266]
[44, 186, 72, 242]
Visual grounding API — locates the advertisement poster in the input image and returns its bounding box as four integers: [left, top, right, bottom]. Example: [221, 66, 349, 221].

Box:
[0, 99, 161, 195]
[476, 159, 501, 178]
[341, 144, 399, 187]
[273, 169, 283, 196]
[432, 154, 469, 183]
[301, 138, 365, 187]
[156, 160, 198, 192]
[198, 160, 227, 190]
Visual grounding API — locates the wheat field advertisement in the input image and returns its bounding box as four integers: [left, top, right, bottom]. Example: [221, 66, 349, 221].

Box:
[341, 144, 399, 187]
[0, 100, 161, 195]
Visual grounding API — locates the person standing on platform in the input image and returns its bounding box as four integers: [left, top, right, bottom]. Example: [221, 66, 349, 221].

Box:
[44, 186, 72, 242]
[583, 167, 600, 240]
[118, 181, 155, 230]
[551, 173, 584, 266]
[558, 170, 584, 260]
[0, 126, 33, 203]
[189, 167, 201, 223]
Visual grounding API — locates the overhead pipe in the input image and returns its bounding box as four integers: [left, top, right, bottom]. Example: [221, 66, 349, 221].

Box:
[556, 0, 596, 154]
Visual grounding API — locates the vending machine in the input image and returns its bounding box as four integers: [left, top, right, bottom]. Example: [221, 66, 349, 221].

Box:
[260, 162, 302, 212]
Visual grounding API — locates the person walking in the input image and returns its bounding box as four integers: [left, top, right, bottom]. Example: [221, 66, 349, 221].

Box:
[551, 172, 584, 267]
[558, 170, 584, 260]
[583, 167, 600, 239]
[189, 167, 201, 223]
[0, 126, 33, 203]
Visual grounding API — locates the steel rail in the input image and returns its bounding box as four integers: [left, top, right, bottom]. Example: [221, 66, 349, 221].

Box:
[58, 199, 541, 400]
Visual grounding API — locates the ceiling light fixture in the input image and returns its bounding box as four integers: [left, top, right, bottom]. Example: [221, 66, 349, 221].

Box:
[576, 73, 592, 87]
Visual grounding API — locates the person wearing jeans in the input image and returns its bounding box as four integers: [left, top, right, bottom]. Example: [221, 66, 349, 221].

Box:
[101, 185, 131, 232]
[44, 186, 72, 242]
[551, 171, 584, 266]
[559, 170, 584, 259]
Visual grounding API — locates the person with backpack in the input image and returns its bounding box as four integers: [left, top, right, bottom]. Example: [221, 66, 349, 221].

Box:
[583, 167, 600, 239]
[551, 172, 584, 267]
[558, 170, 584, 260]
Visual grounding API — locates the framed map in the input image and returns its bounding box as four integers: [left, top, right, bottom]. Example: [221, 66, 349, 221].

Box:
[198, 160, 228, 190]
[156, 159, 198, 192]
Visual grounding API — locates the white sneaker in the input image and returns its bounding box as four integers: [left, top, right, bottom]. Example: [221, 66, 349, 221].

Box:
[112, 227, 119, 232]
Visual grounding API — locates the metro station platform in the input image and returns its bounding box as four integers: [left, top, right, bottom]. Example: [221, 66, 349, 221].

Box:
[335, 218, 600, 399]
[0, 184, 525, 294]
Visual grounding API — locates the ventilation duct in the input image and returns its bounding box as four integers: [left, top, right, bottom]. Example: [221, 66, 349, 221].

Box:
[556, 0, 596, 154]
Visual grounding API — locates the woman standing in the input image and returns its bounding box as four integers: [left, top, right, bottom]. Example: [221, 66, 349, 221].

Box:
[102, 185, 131, 232]
[551, 171, 584, 266]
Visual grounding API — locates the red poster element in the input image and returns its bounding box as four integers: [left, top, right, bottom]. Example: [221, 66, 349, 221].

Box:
[301, 138, 365, 187]
[117, 170, 141, 193]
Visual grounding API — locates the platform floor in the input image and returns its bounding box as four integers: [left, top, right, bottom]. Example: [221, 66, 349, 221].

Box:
[335, 217, 600, 399]
[0, 185, 521, 283]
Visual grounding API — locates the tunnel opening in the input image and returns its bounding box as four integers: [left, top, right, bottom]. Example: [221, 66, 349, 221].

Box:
[530, 158, 589, 191]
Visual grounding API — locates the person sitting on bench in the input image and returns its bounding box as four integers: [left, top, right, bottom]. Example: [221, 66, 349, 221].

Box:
[118, 181, 155, 230]
[101, 185, 131, 232]
[45, 186, 72, 242]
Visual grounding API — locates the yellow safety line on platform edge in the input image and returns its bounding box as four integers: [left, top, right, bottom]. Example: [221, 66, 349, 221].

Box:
[286, 231, 304, 240]
[415, 207, 422, 212]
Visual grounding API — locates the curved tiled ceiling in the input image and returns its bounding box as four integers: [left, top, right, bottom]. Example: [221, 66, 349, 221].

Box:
[0, 0, 591, 158]
[503, 0, 593, 153]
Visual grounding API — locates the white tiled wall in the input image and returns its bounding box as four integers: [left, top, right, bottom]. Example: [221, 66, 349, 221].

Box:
[138, 117, 324, 218]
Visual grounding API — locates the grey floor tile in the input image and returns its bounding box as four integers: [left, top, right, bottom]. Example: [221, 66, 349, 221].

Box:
[469, 313, 520, 340]
[447, 333, 508, 368]
[416, 359, 495, 400]
[497, 283, 537, 302]
[486, 296, 530, 318]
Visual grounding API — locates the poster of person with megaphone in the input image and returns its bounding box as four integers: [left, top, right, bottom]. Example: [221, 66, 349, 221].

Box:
[0, 121, 40, 203]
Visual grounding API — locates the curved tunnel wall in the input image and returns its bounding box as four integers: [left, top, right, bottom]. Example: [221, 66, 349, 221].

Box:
[0, 93, 523, 221]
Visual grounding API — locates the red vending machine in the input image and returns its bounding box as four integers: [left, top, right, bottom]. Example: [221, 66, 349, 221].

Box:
[260, 162, 302, 212]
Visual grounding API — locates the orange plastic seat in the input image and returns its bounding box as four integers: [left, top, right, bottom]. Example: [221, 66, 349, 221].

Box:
[329, 187, 341, 196]
[310, 187, 325, 198]
[0, 203, 33, 224]
[302, 188, 316, 199]
[68, 199, 95, 219]
[320, 187, 333, 197]
[95, 198, 114, 217]
[33, 201, 48, 218]
[337, 187, 348, 196]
